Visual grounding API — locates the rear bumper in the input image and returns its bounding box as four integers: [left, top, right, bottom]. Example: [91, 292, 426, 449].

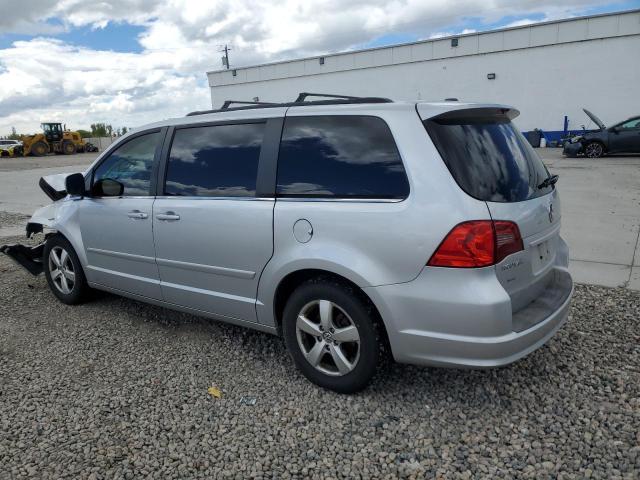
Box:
[365, 265, 573, 368]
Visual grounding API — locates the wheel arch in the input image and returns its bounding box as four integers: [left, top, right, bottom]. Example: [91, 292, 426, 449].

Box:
[269, 268, 391, 351]
[583, 138, 607, 154]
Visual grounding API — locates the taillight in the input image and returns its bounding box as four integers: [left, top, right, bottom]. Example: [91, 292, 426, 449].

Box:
[427, 220, 523, 268]
[493, 220, 524, 263]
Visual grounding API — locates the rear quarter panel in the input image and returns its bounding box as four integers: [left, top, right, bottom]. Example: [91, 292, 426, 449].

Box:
[256, 103, 491, 327]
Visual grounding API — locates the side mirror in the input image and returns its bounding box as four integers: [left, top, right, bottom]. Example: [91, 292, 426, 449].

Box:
[92, 178, 124, 197]
[610, 127, 619, 134]
[65, 173, 86, 197]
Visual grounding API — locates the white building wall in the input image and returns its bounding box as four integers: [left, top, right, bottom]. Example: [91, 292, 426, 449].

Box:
[207, 10, 640, 132]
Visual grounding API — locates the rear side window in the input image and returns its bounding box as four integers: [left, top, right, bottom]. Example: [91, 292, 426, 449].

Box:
[424, 109, 553, 202]
[277, 115, 409, 199]
[164, 123, 265, 197]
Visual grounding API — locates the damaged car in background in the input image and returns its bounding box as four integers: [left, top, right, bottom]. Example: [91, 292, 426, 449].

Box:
[563, 109, 640, 158]
[0, 139, 23, 157]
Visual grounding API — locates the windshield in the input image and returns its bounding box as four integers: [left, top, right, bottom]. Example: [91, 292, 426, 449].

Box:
[424, 109, 553, 202]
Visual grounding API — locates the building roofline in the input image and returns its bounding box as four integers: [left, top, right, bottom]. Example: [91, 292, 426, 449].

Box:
[206, 8, 640, 75]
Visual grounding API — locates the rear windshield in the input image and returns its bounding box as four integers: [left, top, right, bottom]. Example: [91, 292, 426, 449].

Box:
[423, 110, 553, 202]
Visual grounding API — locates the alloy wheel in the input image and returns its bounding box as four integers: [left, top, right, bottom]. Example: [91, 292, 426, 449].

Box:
[295, 299, 361, 376]
[585, 143, 603, 158]
[48, 246, 75, 294]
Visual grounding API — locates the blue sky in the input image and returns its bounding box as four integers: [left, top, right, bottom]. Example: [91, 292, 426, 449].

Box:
[0, 0, 638, 134]
[0, 23, 146, 52]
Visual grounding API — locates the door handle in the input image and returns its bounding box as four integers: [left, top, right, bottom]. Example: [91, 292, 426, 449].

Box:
[156, 212, 180, 221]
[127, 210, 148, 220]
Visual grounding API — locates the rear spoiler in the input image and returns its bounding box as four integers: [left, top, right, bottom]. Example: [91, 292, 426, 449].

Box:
[417, 103, 520, 122]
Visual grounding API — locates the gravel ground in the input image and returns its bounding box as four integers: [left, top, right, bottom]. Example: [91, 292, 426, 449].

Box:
[0, 212, 30, 227]
[0, 231, 639, 479]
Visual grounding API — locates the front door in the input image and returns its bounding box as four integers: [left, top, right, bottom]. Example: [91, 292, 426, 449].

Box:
[152, 121, 275, 321]
[609, 118, 640, 153]
[80, 130, 164, 300]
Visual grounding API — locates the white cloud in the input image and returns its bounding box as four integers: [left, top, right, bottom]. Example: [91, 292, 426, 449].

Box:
[0, 0, 614, 134]
[428, 28, 477, 39]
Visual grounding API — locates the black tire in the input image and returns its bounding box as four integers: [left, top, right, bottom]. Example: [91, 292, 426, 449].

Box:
[282, 278, 381, 393]
[31, 141, 48, 157]
[43, 235, 90, 305]
[62, 141, 76, 155]
[584, 141, 605, 158]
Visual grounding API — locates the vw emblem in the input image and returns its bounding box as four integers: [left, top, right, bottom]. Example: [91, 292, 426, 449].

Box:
[322, 331, 333, 341]
[548, 203, 554, 223]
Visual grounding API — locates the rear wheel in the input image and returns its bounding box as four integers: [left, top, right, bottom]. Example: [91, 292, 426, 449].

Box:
[43, 235, 90, 304]
[62, 141, 76, 155]
[584, 141, 605, 158]
[282, 278, 380, 393]
[31, 141, 48, 157]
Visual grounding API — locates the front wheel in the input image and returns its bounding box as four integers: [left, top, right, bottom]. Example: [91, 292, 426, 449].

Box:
[31, 141, 48, 157]
[62, 141, 76, 155]
[282, 278, 381, 393]
[584, 141, 605, 158]
[43, 235, 90, 304]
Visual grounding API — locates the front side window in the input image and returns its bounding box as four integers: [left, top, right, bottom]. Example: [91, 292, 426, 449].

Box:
[92, 131, 160, 196]
[164, 123, 264, 197]
[618, 118, 640, 130]
[276, 115, 409, 199]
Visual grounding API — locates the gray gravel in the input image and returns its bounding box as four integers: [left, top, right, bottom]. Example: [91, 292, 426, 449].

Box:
[0, 232, 639, 479]
[0, 212, 30, 227]
[0, 152, 98, 172]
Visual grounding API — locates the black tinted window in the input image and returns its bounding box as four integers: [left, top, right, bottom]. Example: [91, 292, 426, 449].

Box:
[165, 123, 264, 197]
[277, 116, 409, 198]
[93, 132, 159, 196]
[619, 118, 640, 129]
[424, 110, 552, 202]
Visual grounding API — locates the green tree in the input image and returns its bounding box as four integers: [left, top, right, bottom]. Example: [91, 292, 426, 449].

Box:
[76, 129, 92, 138]
[90, 123, 108, 137]
[8, 127, 21, 140]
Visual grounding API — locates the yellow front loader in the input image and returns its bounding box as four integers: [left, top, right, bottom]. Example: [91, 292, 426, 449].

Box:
[21, 123, 87, 156]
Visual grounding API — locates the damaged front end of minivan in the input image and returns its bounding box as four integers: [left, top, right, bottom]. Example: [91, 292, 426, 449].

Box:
[0, 173, 77, 275]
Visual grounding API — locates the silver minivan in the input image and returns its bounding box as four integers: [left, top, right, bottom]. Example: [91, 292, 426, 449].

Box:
[2, 93, 573, 393]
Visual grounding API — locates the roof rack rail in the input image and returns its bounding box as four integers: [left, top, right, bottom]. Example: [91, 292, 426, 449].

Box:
[295, 92, 392, 103]
[296, 92, 391, 103]
[221, 100, 278, 109]
[186, 92, 393, 116]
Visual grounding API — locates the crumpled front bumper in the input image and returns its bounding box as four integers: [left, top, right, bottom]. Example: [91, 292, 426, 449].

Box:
[562, 142, 583, 156]
[0, 242, 45, 275]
